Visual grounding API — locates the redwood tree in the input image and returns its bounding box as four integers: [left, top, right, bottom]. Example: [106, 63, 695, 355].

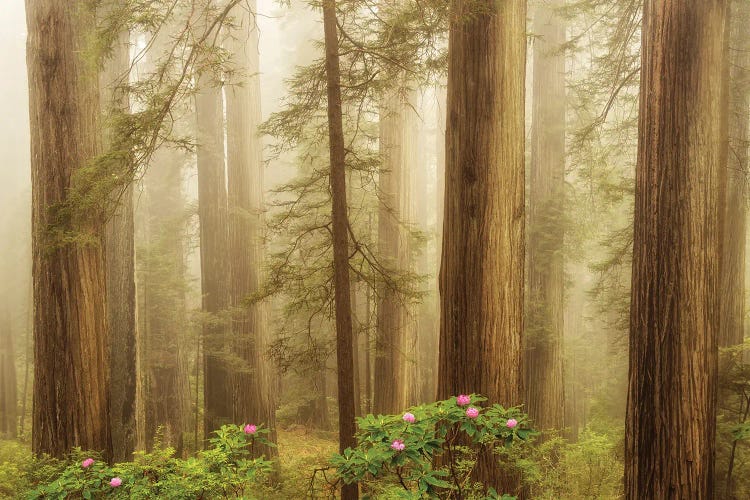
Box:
[225, 2, 277, 455]
[26, 0, 112, 457]
[436, 0, 526, 492]
[625, 0, 727, 497]
[322, 0, 358, 498]
[525, 1, 566, 433]
[195, 71, 232, 437]
[374, 90, 410, 415]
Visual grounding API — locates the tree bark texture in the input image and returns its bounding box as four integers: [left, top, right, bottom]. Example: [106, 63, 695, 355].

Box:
[27, 0, 112, 458]
[625, 1, 727, 497]
[322, 0, 358, 498]
[524, 1, 566, 432]
[225, 2, 277, 457]
[437, 0, 526, 492]
[720, 0, 749, 348]
[101, 24, 137, 462]
[195, 74, 232, 439]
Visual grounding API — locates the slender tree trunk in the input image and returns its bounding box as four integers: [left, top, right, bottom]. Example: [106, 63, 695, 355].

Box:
[437, 0, 526, 493]
[524, 1, 566, 433]
[225, 2, 277, 457]
[401, 89, 418, 408]
[195, 66, 232, 440]
[625, 1, 727, 497]
[322, 1, 358, 498]
[351, 277, 362, 415]
[720, 0, 749, 348]
[0, 310, 17, 438]
[101, 24, 137, 462]
[365, 274, 373, 414]
[374, 90, 407, 415]
[27, 0, 112, 458]
[433, 85, 445, 405]
[413, 99, 436, 405]
[19, 282, 32, 437]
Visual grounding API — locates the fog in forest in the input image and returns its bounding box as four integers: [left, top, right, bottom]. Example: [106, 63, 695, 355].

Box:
[0, 1, 748, 498]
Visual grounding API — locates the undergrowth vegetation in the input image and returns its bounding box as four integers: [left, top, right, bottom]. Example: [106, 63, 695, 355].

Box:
[0, 395, 635, 499]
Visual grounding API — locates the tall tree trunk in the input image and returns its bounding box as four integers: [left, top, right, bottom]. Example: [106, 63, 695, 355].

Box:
[27, 0, 112, 458]
[322, 1, 358, 498]
[401, 89, 419, 407]
[19, 283, 31, 437]
[365, 274, 373, 414]
[0, 310, 17, 438]
[195, 72, 232, 439]
[437, 0, 526, 493]
[720, 0, 749, 348]
[101, 24, 137, 462]
[351, 275, 362, 415]
[413, 95, 436, 405]
[524, 1, 566, 433]
[225, 3, 277, 457]
[625, 1, 727, 497]
[374, 89, 409, 414]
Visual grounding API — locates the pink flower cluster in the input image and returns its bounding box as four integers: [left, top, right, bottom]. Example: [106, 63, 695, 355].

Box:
[506, 418, 518, 429]
[109, 477, 122, 487]
[81, 458, 94, 468]
[465, 407, 479, 419]
[391, 439, 405, 451]
[244, 424, 257, 435]
[402, 412, 416, 423]
[456, 394, 471, 406]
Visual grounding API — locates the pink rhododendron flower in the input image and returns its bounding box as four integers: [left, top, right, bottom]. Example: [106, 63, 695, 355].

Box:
[244, 424, 257, 434]
[506, 418, 518, 429]
[391, 439, 405, 451]
[81, 458, 94, 468]
[456, 394, 471, 406]
[402, 412, 416, 423]
[465, 407, 479, 419]
[109, 477, 122, 487]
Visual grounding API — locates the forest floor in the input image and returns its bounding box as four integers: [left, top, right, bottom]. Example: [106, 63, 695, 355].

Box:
[263, 427, 339, 498]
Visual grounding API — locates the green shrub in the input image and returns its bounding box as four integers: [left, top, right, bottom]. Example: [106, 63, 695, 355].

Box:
[330, 394, 533, 499]
[514, 427, 623, 499]
[27, 424, 275, 499]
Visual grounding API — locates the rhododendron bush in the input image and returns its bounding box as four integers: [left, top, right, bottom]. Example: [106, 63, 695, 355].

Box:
[331, 394, 533, 499]
[28, 424, 275, 499]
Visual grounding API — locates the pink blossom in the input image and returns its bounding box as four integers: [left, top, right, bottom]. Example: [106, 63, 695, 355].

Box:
[81, 458, 94, 468]
[456, 394, 471, 406]
[506, 418, 518, 429]
[402, 412, 416, 423]
[391, 439, 406, 451]
[465, 407, 479, 419]
[109, 477, 122, 487]
[244, 424, 257, 435]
